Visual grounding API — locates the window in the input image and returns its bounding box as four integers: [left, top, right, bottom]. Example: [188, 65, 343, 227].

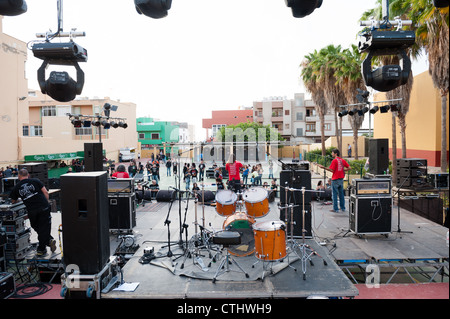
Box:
[151, 133, 160, 140]
[30, 125, 43, 136]
[306, 124, 316, 132]
[75, 127, 92, 136]
[23, 125, 29, 136]
[139, 133, 145, 139]
[324, 123, 331, 131]
[296, 128, 304, 137]
[42, 106, 56, 117]
[285, 110, 290, 116]
[296, 112, 303, 121]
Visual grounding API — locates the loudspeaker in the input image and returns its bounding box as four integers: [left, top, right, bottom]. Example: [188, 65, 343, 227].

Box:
[279, 203, 312, 238]
[279, 170, 311, 205]
[396, 158, 427, 168]
[108, 195, 136, 230]
[349, 195, 392, 235]
[60, 172, 110, 274]
[369, 139, 389, 175]
[84, 143, 103, 172]
[197, 190, 215, 203]
[156, 189, 176, 202]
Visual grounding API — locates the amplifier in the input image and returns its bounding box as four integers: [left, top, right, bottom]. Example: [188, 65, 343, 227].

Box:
[107, 178, 135, 194]
[428, 173, 449, 189]
[396, 176, 428, 188]
[351, 178, 391, 196]
[108, 195, 136, 231]
[0, 202, 27, 220]
[1, 217, 26, 234]
[349, 195, 392, 235]
[396, 158, 427, 168]
[0, 272, 15, 299]
[397, 167, 427, 178]
[281, 161, 310, 171]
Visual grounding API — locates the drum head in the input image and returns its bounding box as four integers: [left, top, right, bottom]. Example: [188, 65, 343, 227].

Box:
[253, 220, 286, 232]
[223, 213, 255, 257]
[215, 190, 237, 205]
[243, 187, 268, 203]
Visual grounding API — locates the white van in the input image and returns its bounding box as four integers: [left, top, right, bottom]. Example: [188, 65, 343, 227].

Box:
[119, 147, 136, 162]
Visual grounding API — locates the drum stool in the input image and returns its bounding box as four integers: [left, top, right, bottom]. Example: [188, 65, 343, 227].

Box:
[211, 231, 249, 283]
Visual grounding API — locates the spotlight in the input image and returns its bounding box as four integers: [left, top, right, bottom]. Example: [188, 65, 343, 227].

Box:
[37, 60, 85, 102]
[338, 110, 349, 117]
[83, 120, 91, 128]
[285, 0, 323, 18]
[0, 0, 27, 16]
[92, 119, 101, 127]
[358, 106, 369, 116]
[380, 105, 391, 113]
[433, 0, 449, 8]
[356, 89, 370, 104]
[348, 108, 359, 116]
[71, 119, 82, 127]
[134, 0, 172, 19]
[390, 104, 401, 112]
[101, 121, 111, 129]
[118, 122, 128, 129]
[370, 106, 379, 114]
[110, 121, 119, 129]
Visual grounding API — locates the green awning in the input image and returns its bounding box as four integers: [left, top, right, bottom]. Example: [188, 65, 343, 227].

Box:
[24, 151, 84, 162]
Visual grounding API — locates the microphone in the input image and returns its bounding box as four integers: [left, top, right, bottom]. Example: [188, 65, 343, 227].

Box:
[169, 186, 180, 191]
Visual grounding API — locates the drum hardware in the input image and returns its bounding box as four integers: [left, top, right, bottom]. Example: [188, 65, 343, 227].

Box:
[211, 231, 250, 283]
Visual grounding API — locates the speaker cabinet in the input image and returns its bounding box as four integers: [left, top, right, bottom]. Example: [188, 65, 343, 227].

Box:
[156, 189, 176, 202]
[369, 139, 389, 175]
[84, 143, 104, 172]
[279, 203, 312, 238]
[349, 195, 392, 235]
[279, 170, 311, 205]
[108, 195, 136, 231]
[60, 172, 110, 274]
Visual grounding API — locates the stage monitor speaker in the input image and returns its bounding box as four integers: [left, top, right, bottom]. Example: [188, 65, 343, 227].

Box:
[349, 195, 392, 235]
[60, 172, 110, 274]
[156, 189, 176, 202]
[369, 139, 389, 175]
[279, 170, 311, 205]
[279, 203, 312, 238]
[197, 190, 215, 203]
[84, 143, 103, 172]
[108, 194, 136, 231]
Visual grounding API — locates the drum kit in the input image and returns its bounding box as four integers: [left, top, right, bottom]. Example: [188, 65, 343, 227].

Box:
[177, 183, 327, 281]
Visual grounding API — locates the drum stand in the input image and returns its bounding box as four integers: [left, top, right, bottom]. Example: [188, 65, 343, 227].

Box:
[292, 187, 328, 280]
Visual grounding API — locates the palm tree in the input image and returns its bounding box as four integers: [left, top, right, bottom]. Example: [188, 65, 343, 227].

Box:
[301, 50, 329, 156]
[408, 0, 449, 171]
[334, 45, 367, 160]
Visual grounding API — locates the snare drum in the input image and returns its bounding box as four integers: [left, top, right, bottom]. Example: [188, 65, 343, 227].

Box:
[215, 190, 237, 217]
[243, 187, 269, 218]
[222, 212, 256, 257]
[253, 221, 287, 261]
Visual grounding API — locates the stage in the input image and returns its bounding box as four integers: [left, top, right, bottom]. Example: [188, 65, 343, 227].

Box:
[21, 184, 448, 299]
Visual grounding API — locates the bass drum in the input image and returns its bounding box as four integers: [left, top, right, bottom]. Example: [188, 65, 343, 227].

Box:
[222, 212, 255, 257]
[215, 190, 237, 217]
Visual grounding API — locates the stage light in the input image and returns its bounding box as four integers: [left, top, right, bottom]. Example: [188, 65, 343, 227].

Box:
[83, 120, 91, 128]
[370, 106, 379, 114]
[110, 121, 119, 129]
[348, 108, 359, 116]
[380, 105, 391, 113]
[101, 121, 111, 129]
[338, 110, 349, 117]
[0, 0, 27, 16]
[134, 0, 172, 19]
[390, 104, 401, 112]
[358, 106, 369, 116]
[285, 0, 322, 18]
[118, 122, 128, 129]
[434, 0, 449, 8]
[356, 89, 370, 104]
[92, 119, 101, 127]
[71, 119, 82, 127]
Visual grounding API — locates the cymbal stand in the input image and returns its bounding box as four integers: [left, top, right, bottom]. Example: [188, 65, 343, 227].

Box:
[295, 187, 328, 280]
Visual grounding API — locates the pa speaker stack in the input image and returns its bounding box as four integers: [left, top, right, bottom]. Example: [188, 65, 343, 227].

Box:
[18, 162, 48, 189]
[396, 158, 428, 189]
[279, 170, 312, 238]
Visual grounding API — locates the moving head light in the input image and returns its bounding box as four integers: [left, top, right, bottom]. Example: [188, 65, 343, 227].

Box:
[285, 0, 322, 18]
[359, 30, 415, 92]
[135, 0, 172, 19]
[0, 0, 27, 16]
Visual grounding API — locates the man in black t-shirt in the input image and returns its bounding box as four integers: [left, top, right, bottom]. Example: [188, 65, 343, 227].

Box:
[9, 169, 56, 257]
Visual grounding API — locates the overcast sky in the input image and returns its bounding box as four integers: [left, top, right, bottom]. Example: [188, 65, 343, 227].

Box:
[3, 0, 428, 140]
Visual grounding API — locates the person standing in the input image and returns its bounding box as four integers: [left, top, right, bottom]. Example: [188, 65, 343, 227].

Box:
[198, 160, 206, 182]
[225, 154, 243, 192]
[9, 169, 56, 256]
[318, 149, 350, 213]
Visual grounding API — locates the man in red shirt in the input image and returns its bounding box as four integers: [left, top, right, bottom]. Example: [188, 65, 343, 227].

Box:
[225, 154, 243, 192]
[318, 149, 350, 212]
[112, 165, 130, 178]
